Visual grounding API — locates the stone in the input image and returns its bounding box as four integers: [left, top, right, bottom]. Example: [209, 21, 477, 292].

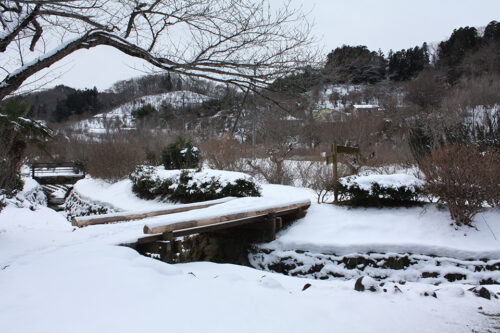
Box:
[354, 277, 365, 292]
[472, 287, 491, 300]
[354, 276, 378, 292]
[302, 283, 312, 291]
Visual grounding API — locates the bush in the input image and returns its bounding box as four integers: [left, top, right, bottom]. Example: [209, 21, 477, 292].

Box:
[132, 103, 156, 119]
[44, 127, 175, 181]
[200, 136, 248, 171]
[129, 166, 261, 203]
[419, 144, 499, 226]
[162, 137, 200, 170]
[336, 178, 423, 207]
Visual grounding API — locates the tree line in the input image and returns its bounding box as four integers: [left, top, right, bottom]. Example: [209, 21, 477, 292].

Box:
[270, 20, 500, 93]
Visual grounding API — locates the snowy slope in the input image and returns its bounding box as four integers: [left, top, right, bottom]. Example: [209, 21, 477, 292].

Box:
[73, 90, 210, 133]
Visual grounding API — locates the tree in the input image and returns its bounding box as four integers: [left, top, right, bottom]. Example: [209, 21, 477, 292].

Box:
[388, 43, 429, 81]
[0, 100, 51, 195]
[324, 45, 387, 84]
[438, 26, 481, 82]
[483, 20, 500, 45]
[0, 0, 314, 101]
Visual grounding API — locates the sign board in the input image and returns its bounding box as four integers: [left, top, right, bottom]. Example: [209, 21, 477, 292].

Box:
[324, 142, 360, 202]
[337, 145, 359, 155]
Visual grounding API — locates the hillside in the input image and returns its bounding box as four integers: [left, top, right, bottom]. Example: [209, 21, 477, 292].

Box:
[72, 90, 211, 134]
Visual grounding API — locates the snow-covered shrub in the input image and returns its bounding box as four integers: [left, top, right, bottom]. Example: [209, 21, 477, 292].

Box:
[64, 190, 116, 220]
[162, 136, 200, 170]
[129, 166, 261, 203]
[337, 174, 423, 207]
[21, 179, 47, 207]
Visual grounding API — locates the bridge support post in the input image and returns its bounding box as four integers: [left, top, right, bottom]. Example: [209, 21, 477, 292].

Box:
[263, 213, 277, 242]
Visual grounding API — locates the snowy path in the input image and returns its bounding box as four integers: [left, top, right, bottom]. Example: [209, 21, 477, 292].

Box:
[1, 184, 499, 332]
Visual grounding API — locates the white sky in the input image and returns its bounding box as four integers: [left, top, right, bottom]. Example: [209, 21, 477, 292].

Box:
[42, 0, 500, 91]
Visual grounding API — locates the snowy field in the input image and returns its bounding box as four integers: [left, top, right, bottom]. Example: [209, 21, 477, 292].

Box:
[1, 177, 499, 332]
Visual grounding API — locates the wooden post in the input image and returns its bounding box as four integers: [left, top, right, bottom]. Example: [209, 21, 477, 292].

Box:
[275, 216, 283, 231]
[326, 142, 359, 204]
[332, 142, 338, 202]
[263, 213, 276, 242]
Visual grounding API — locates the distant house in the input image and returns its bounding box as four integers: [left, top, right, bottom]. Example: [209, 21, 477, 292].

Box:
[313, 108, 333, 121]
[313, 108, 343, 122]
[352, 104, 380, 113]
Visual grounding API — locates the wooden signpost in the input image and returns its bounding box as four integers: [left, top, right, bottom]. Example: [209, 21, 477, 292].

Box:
[325, 142, 359, 202]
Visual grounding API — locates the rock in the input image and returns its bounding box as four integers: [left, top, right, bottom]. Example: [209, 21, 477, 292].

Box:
[354, 277, 365, 292]
[382, 256, 410, 270]
[421, 272, 439, 279]
[354, 276, 378, 292]
[444, 273, 466, 282]
[422, 291, 437, 298]
[472, 287, 491, 300]
[306, 263, 324, 274]
[302, 283, 312, 291]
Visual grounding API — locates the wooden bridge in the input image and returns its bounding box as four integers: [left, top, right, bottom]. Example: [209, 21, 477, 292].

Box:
[31, 161, 85, 208]
[31, 161, 85, 185]
[74, 198, 311, 263]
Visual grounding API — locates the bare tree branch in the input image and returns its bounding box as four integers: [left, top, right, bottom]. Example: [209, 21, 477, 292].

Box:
[0, 0, 317, 100]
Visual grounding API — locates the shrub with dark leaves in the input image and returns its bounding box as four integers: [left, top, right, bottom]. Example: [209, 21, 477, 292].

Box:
[336, 181, 423, 207]
[162, 137, 200, 170]
[130, 166, 261, 203]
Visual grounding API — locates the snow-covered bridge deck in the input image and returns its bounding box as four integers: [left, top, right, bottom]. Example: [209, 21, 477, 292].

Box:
[73, 197, 311, 244]
[31, 162, 85, 185]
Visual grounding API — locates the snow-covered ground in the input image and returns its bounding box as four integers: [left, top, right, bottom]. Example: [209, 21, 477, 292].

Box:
[1, 177, 499, 332]
[266, 202, 500, 259]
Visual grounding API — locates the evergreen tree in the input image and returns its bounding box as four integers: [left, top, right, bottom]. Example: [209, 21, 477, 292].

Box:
[388, 43, 429, 81]
[483, 20, 500, 44]
[325, 45, 386, 84]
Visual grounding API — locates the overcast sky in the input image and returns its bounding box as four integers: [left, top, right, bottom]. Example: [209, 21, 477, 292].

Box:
[44, 0, 500, 91]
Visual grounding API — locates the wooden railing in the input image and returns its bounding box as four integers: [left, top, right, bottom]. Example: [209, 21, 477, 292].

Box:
[31, 161, 86, 184]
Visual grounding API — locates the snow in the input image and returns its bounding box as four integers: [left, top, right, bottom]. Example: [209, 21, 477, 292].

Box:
[1, 178, 499, 332]
[267, 204, 500, 259]
[73, 178, 171, 211]
[153, 167, 257, 187]
[75, 197, 235, 223]
[340, 172, 423, 191]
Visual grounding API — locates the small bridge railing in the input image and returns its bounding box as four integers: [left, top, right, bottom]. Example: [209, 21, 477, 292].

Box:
[31, 161, 86, 184]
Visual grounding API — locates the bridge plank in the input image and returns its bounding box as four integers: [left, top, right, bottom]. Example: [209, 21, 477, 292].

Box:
[143, 201, 310, 235]
[72, 198, 234, 227]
